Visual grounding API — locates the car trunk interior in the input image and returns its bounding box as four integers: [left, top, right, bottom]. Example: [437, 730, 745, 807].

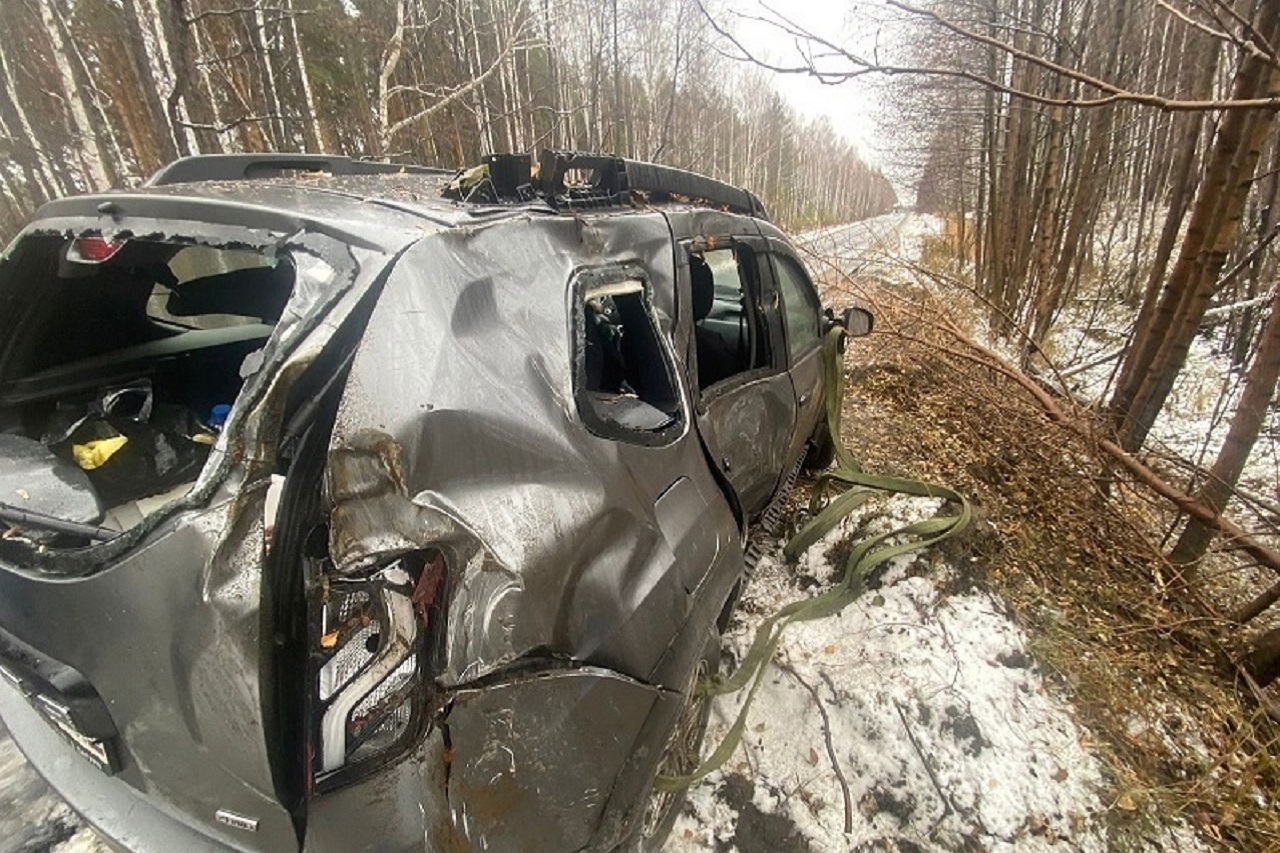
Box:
[0, 234, 294, 541]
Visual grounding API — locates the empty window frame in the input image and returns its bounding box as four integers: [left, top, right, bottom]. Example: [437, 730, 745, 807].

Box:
[573, 264, 682, 444]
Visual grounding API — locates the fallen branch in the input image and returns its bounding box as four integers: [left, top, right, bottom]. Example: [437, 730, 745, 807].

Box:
[893, 699, 953, 834]
[932, 319, 1280, 577]
[1060, 345, 1126, 378]
[1233, 576, 1280, 624]
[778, 659, 853, 833]
[1204, 292, 1275, 319]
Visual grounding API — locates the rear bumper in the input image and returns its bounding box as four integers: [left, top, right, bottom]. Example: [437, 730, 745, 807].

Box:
[0, 676, 250, 853]
[3, 663, 682, 853]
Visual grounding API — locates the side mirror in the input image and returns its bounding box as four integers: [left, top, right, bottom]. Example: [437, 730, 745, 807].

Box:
[841, 306, 874, 338]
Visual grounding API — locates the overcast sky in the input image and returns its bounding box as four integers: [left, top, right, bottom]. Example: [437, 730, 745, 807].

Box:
[721, 0, 887, 163]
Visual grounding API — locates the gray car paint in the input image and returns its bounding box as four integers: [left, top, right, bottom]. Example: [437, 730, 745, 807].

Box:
[0, 174, 825, 853]
[0, 209, 418, 853]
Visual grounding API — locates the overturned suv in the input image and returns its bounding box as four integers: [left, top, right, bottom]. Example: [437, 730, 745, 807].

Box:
[0, 152, 870, 853]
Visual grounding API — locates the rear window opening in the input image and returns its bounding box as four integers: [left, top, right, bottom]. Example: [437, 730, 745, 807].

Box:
[0, 234, 295, 542]
[574, 266, 682, 443]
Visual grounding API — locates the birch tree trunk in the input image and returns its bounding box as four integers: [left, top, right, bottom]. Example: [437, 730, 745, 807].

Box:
[121, 0, 179, 166]
[1113, 3, 1280, 450]
[0, 34, 61, 200]
[252, 6, 287, 148]
[161, 0, 222, 154]
[285, 0, 325, 152]
[37, 0, 111, 189]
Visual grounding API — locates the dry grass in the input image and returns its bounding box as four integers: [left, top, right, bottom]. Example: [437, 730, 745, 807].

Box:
[830, 284, 1280, 851]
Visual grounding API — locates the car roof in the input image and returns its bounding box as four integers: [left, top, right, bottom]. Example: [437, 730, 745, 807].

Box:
[25, 153, 771, 253]
[28, 174, 540, 252]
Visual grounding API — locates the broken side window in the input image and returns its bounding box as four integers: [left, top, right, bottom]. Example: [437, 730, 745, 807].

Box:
[573, 264, 682, 445]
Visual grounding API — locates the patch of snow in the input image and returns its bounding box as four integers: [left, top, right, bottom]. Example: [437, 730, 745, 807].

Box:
[664, 494, 1207, 853]
[1052, 299, 1279, 499]
[799, 213, 943, 282]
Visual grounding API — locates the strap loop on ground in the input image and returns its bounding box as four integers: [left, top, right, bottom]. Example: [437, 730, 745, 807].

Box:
[656, 326, 971, 792]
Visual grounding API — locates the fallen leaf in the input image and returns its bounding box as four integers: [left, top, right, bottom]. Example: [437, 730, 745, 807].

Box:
[15, 489, 29, 500]
[808, 747, 819, 766]
[1052, 767, 1069, 783]
[824, 644, 837, 655]
[1116, 793, 1136, 811]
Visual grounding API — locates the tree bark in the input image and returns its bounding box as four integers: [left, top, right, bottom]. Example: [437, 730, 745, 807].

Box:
[37, 0, 112, 189]
[0, 33, 60, 200]
[284, 0, 324, 153]
[1112, 4, 1280, 451]
[119, 0, 179, 168]
[1169, 286, 1280, 568]
[161, 0, 222, 154]
[1245, 624, 1280, 688]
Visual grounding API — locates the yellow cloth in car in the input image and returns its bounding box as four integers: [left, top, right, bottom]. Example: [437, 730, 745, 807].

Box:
[72, 436, 129, 470]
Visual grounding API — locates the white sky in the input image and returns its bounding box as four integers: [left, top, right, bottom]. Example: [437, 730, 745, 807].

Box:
[721, 0, 888, 164]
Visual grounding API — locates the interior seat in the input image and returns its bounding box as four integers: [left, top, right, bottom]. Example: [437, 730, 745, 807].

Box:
[690, 255, 740, 389]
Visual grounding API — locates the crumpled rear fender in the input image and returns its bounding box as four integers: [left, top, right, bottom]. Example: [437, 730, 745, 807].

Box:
[301, 664, 678, 853]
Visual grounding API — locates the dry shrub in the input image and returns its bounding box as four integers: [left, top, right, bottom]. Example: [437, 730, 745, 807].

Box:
[832, 282, 1280, 851]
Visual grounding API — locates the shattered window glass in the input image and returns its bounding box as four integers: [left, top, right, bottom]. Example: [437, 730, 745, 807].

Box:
[575, 267, 682, 443]
[147, 245, 287, 330]
[0, 234, 298, 535]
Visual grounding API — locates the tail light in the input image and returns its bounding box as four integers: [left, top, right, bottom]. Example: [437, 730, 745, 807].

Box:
[67, 236, 126, 263]
[310, 551, 446, 788]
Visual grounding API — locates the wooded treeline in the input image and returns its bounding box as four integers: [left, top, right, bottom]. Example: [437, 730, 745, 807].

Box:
[898, 0, 1280, 579]
[728, 0, 1280, 675]
[902, 0, 1278, 454]
[0, 0, 895, 241]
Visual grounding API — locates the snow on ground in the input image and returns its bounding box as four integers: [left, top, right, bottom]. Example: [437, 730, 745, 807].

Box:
[664, 495, 1205, 853]
[1052, 301, 1280, 499]
[800, 214, 943, 284]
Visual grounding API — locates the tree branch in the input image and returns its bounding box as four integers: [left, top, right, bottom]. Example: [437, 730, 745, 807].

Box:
[384, 34, 533, 141]
[698, 0, 1280, 111]
[933, 320, 1280, 577]
[176, 114, 284, 134]
[182, 5, 293, 25]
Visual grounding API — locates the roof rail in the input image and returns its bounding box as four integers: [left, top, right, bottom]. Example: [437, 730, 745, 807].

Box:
[145, 154, 450, 187]
[622, 158, 769, 220]
[480, 151, 770, 220]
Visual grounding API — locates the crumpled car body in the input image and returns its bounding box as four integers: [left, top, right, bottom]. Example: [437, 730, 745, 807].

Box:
[0, 154, 847, 853]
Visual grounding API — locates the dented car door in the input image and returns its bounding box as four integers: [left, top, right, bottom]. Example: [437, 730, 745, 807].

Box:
[668, 211, 797, 518]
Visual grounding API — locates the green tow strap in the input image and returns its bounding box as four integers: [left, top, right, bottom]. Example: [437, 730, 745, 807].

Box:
[656, 326, 971, 792]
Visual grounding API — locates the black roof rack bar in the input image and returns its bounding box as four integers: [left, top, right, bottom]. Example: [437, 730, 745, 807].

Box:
[620, 157, 769, 221]
[145, 154, 450, 187]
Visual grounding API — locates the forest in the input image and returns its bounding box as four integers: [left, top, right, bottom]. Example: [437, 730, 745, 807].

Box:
[897, 0, 1280, 647]
[719, 0, 1279, 644]
[0, 0, 896, 241]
